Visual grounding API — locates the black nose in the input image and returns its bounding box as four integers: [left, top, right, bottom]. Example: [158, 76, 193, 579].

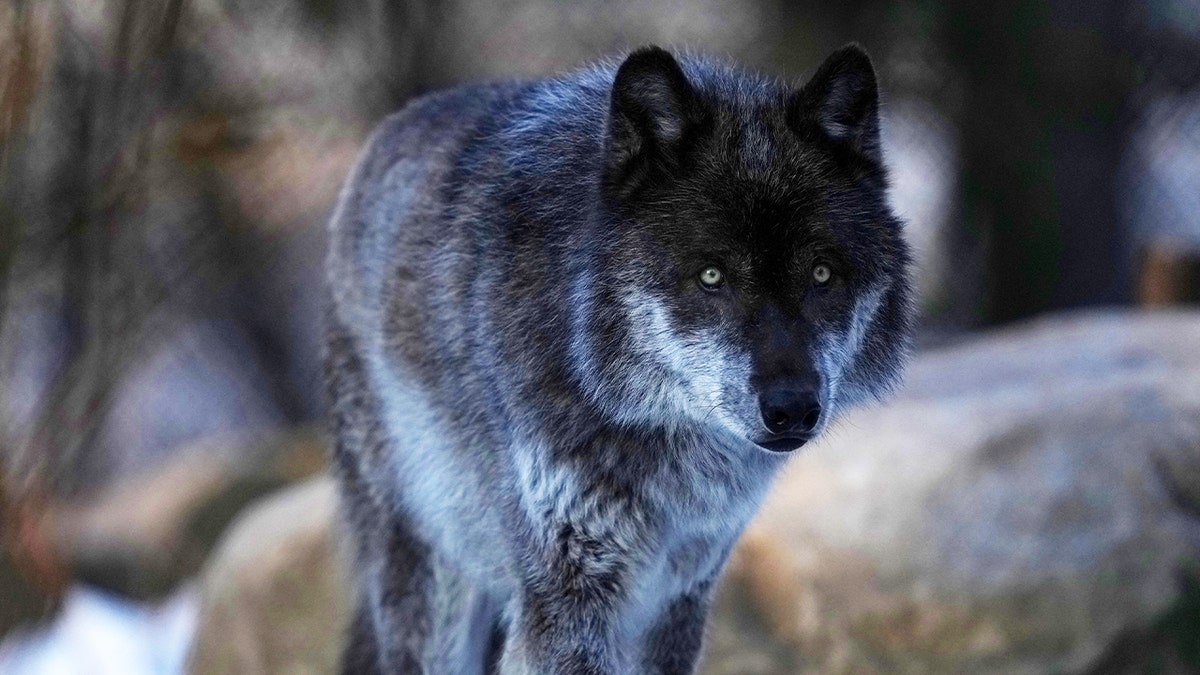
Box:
[760, 388, 822, 435]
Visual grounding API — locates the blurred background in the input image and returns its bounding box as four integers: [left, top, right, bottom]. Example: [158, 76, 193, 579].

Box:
[1, 0, 1198, 673]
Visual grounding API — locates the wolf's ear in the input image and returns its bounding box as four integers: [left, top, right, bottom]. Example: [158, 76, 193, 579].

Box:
[604, 46, 700, 193]
[788, 44, 881, 163]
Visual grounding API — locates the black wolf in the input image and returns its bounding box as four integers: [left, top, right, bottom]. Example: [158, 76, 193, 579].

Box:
[324, 43, 913, 674]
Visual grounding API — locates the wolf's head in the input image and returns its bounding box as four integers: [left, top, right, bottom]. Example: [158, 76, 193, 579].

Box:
[575, 44, 913, 454]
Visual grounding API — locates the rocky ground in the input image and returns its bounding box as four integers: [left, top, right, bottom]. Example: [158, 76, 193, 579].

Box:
[6, 309, 1200, 674]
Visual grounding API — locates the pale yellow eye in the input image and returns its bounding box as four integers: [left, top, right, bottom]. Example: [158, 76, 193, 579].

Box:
[698, 266, 724, 288]
[812, 263, 832, 285]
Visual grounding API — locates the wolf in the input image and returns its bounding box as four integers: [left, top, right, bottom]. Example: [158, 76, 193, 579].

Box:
[324, 43, 913, 674]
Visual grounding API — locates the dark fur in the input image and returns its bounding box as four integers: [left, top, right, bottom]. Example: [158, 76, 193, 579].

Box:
[325, 44, 913, 674]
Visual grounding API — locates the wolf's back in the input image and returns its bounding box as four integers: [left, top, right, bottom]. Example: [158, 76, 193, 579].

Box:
[326, 84, 512, 338]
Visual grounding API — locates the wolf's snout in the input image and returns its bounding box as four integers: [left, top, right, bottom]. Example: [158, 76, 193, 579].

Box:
[759, 388, 822, 436]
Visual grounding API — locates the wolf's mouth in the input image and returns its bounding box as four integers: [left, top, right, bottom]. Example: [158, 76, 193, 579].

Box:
[755, 435, 810, 453]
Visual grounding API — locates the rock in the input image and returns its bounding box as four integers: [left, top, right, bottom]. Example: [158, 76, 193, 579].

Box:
[51, 427, 328, 599]
[187, 477, 352, 675]
[726, 310, 1200, 673]
[186, 311, 1200, 674]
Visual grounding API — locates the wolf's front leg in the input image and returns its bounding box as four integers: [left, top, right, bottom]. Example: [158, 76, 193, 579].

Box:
[639, 581, 715, 675]
[499, 595, 621, 674]
[498, 530, 632, 674]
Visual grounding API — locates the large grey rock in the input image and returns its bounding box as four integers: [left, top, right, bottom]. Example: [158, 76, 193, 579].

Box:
[187, 477, 353, 675]
[731, 310, 1200, 673]
[186, 311, 1200, 674]
[52, 427, 328, 599]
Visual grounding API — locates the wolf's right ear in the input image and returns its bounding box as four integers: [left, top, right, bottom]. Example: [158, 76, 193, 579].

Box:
[604, 46, 701, 194]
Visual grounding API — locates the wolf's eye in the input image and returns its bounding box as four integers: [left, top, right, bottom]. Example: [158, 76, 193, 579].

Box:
[812, 262, 833, 286]
[698, 266, 724, 289]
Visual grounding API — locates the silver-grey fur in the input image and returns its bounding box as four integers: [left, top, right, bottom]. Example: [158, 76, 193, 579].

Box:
[324, 44, 913, 674]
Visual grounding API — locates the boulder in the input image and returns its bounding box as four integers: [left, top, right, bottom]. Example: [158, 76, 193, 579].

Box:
[187, 478, 353, 675]
[52, 427, 328, 599]
[187, 310, 1200, 673]
[729, 309, 1200, 673]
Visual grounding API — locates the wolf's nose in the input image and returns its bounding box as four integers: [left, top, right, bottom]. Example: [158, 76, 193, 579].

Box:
[760, 389, 822, 435]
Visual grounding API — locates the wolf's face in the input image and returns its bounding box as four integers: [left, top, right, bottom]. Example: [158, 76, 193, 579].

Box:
[594, 46, 913, 453]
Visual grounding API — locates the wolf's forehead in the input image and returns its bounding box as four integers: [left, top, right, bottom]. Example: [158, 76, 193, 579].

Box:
[737, 115, 777, 172]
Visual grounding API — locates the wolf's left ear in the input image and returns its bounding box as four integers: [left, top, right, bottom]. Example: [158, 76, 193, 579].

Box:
[605, 46, 701, 193]
[788, 44, 881, 164]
